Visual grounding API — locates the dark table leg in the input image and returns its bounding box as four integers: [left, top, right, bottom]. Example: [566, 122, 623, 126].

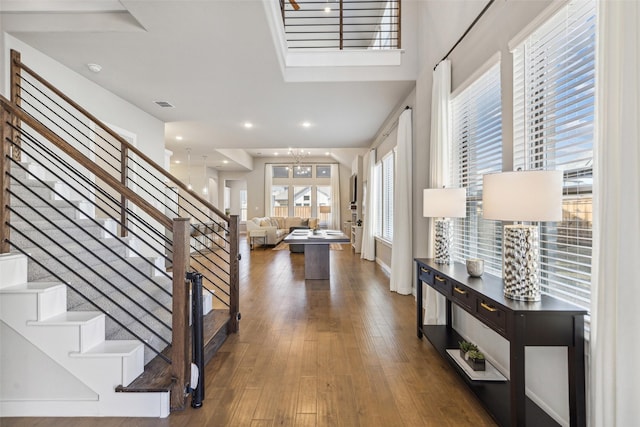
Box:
[416, 264, 423, 338]
[511, 314, 526, 426]
[568, 315, 586, 427]
[304, 244, 330, 280]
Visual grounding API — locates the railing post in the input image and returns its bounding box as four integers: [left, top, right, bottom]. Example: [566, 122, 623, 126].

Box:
[1, 109, 12, 254]
[10, 50, 21, 162]
[170, 217, 190, 411]
[120, 146, 128, 237]
[228, 214, 240, 333]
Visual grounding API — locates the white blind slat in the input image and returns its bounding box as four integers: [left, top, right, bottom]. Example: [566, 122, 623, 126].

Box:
[513, 0, 595, 310]
[451, 62, 503, 273]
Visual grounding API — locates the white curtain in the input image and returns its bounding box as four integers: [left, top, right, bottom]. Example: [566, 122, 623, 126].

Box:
[264, 164, 273, 216]
[425, 60, 452, 324]
[361, 149, 376, 260]
[330, 164, 341, 229]
[390, 109, 413, 295]
[590, 3, 640, 425]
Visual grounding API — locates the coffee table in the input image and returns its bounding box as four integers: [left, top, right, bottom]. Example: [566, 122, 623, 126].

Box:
[284, 230, 350, 280]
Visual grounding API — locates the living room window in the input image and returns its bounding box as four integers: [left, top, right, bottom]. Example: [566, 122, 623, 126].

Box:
[450, 60, 503, 275]
[271, 185, 289, 217]
[267, 164, 337, 223]
[375, 151, 394, 242]
[293, 186, 312, 217]
[240, 189, 247, 221]
[511, 0, 595, 309]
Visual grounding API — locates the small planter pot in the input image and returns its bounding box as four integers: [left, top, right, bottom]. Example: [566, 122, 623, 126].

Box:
[466, 356, 486, 371]
[460, 349, 468, 360]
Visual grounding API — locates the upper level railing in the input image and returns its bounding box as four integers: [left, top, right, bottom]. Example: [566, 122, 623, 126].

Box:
[280, 0, 400, 50]
[0, 50, 240, 411]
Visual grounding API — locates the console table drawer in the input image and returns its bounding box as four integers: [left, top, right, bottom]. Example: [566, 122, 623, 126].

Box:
[476, 298, 507, 334]
[418, 265, 434, 284]
[451, 284, 474, 311]
[431, 273, 451, 296]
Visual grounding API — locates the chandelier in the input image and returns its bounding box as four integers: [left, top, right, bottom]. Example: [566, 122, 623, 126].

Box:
[288, 148, 311, 172]
[288, 148, 310, 164]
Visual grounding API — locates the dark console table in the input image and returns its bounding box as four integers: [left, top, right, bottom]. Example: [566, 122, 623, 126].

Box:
[415, 258, 586, 427]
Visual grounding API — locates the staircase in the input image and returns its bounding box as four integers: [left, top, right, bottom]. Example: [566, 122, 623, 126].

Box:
[0, 253, 170, 417]
[0, 50, 239, 417]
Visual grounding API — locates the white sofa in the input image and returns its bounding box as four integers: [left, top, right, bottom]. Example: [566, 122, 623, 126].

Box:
[246, 216, 319, 246]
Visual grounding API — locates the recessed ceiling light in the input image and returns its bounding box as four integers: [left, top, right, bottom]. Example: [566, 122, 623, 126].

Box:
[87, 63, 102, 73]
[244, 122, 253, 129]
[302, 121, 311, 128]
[174, 160, 181, 164]
[176, 136, 183, 141]
[325, 152, 330, 156]
[223, 160, 229, 164]
[324, 7, 331, 13]
[274, 152, 279, 156]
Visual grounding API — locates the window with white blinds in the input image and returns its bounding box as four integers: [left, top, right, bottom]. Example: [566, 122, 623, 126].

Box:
[450, 62, 503, 275]
[375, 151, 394, 242]
[512, 0, 595, 310]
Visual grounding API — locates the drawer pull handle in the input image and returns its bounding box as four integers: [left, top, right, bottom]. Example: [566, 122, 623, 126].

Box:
[435, 276, 446, 283]
[420, 267, 431, 274]
[453, 286, 467, 295]
[480, 302, 498, 313]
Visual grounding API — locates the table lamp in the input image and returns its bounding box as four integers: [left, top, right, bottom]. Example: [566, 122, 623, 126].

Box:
[423, 188, 466, 264]
[482, 170, 563, 301]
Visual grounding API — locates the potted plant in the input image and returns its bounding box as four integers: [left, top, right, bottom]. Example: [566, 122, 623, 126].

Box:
[459, 340, 477, 360]
[466, 349, 486, 371]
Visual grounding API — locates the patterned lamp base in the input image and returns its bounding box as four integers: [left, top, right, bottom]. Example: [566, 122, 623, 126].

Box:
[502, 224, 541, 302]
[434, 219, 453, 264]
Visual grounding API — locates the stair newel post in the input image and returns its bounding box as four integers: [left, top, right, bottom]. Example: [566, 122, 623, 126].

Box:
[10, 50, 21, 162]
[0, 108, 11, 254]
[120, 145, 128, 237]
[170, 217, 191, 411]
[228, 214, 240, 333]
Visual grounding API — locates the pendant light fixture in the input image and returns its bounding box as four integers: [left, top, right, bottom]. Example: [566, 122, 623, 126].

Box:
[186, 148, 192, 190]
[202, 156, 208, 195]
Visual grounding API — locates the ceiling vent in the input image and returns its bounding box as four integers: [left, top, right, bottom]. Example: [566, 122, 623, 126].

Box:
[154, 101, 174, 108]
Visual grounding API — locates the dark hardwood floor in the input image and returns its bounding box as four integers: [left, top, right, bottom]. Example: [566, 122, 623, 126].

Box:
[1, 237, 496, 427]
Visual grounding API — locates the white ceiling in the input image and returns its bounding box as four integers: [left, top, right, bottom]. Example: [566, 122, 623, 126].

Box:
[0, 0, 442, 170]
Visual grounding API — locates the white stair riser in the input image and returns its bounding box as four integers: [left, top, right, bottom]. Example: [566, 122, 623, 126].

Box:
[0, 389, 169, 417]
[2, 313, 141, 392]
[24, 317, 106, 353]
[0, 254, 28, 289]
[0, 284, 67, 321]
[68, 348, 144, 388]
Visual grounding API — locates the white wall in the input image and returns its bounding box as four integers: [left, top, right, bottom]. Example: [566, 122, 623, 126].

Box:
[3, 35, 165, 166]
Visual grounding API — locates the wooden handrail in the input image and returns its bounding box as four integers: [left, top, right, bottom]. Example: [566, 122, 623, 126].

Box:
[1, 109, 12, 253]
[11, 51, 229, 222]
[0, 97, 172, 230]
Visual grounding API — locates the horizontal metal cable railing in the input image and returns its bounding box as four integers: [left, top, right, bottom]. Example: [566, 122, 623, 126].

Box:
[1, 49, 240, 411]
[280, 0, 401, 50]
[11, 55, 237, 312]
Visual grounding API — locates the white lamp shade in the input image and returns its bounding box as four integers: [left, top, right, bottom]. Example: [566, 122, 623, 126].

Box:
[423, 188, 466, 218]
[482, 170, 563, 222]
